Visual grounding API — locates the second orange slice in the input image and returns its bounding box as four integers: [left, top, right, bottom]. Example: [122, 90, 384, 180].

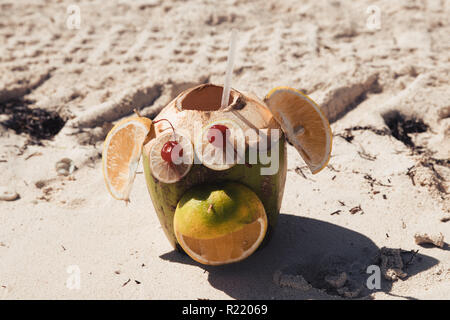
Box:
[264, 87, 332, 174]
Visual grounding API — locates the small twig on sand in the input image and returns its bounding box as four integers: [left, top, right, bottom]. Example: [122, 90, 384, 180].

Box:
[327, 164, 340, 172]
[294, 166, 308, 179]
[25, 152, 43, 160]
[330, 210, 341, 216]
[349, 205, 363, 215]
[122, 279, 131, 287]
[363, 173, 392, 187]
[406, 166, 416, 186]
[357, 147, 377, 161]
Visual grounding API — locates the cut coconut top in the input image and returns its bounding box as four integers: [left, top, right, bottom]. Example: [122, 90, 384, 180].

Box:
[175, 84, 241, 112]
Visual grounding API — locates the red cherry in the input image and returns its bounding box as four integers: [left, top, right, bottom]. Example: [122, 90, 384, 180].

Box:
[161, 140, 183, 164]
[207, 124, 229, 148]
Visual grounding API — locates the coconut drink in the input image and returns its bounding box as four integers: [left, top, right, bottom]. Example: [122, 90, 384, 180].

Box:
[102, 33, 332, 265]
[102, 83, 332, 265]
[142, 84, 287, 256]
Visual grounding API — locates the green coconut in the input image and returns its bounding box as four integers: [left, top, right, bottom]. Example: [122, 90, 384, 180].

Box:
[142, 84, 287, 250]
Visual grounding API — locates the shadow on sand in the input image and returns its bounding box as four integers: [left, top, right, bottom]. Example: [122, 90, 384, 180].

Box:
[160, 213, 438, 299]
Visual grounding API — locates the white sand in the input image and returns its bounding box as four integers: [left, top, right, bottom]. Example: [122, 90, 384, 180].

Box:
[0, 0, 449, 299]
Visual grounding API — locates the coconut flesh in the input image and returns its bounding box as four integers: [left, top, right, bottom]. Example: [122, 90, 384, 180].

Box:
[143, 84, 287, 250]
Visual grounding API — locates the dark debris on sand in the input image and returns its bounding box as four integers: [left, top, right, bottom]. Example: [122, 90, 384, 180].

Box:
[0, 98, 65, 142]
[336, 111, 428, 151]
[382, 110, 428, 149]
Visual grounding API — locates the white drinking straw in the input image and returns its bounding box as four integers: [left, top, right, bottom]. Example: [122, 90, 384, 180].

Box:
[220, 29, 237, 110]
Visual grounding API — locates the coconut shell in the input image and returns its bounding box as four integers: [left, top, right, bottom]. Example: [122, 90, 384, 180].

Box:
[142, 84, 287, 250]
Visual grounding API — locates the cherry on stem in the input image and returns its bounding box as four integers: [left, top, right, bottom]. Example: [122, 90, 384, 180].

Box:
[161, 140, 183, 164]
[153, 118, 184, 165]
[207, 124, 229, 148]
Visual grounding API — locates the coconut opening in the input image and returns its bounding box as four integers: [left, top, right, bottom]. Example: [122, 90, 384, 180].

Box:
[178, 84, 238, 111]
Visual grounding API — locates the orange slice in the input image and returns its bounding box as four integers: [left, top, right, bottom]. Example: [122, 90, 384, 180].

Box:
[264, 87, 332, 174]
[176, 218, 267, 265]
[149, 130, 193, 183]
[102, 117, 152, 201]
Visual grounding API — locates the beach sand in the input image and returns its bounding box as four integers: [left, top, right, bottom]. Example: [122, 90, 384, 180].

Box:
[0, 0, 449, 299]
